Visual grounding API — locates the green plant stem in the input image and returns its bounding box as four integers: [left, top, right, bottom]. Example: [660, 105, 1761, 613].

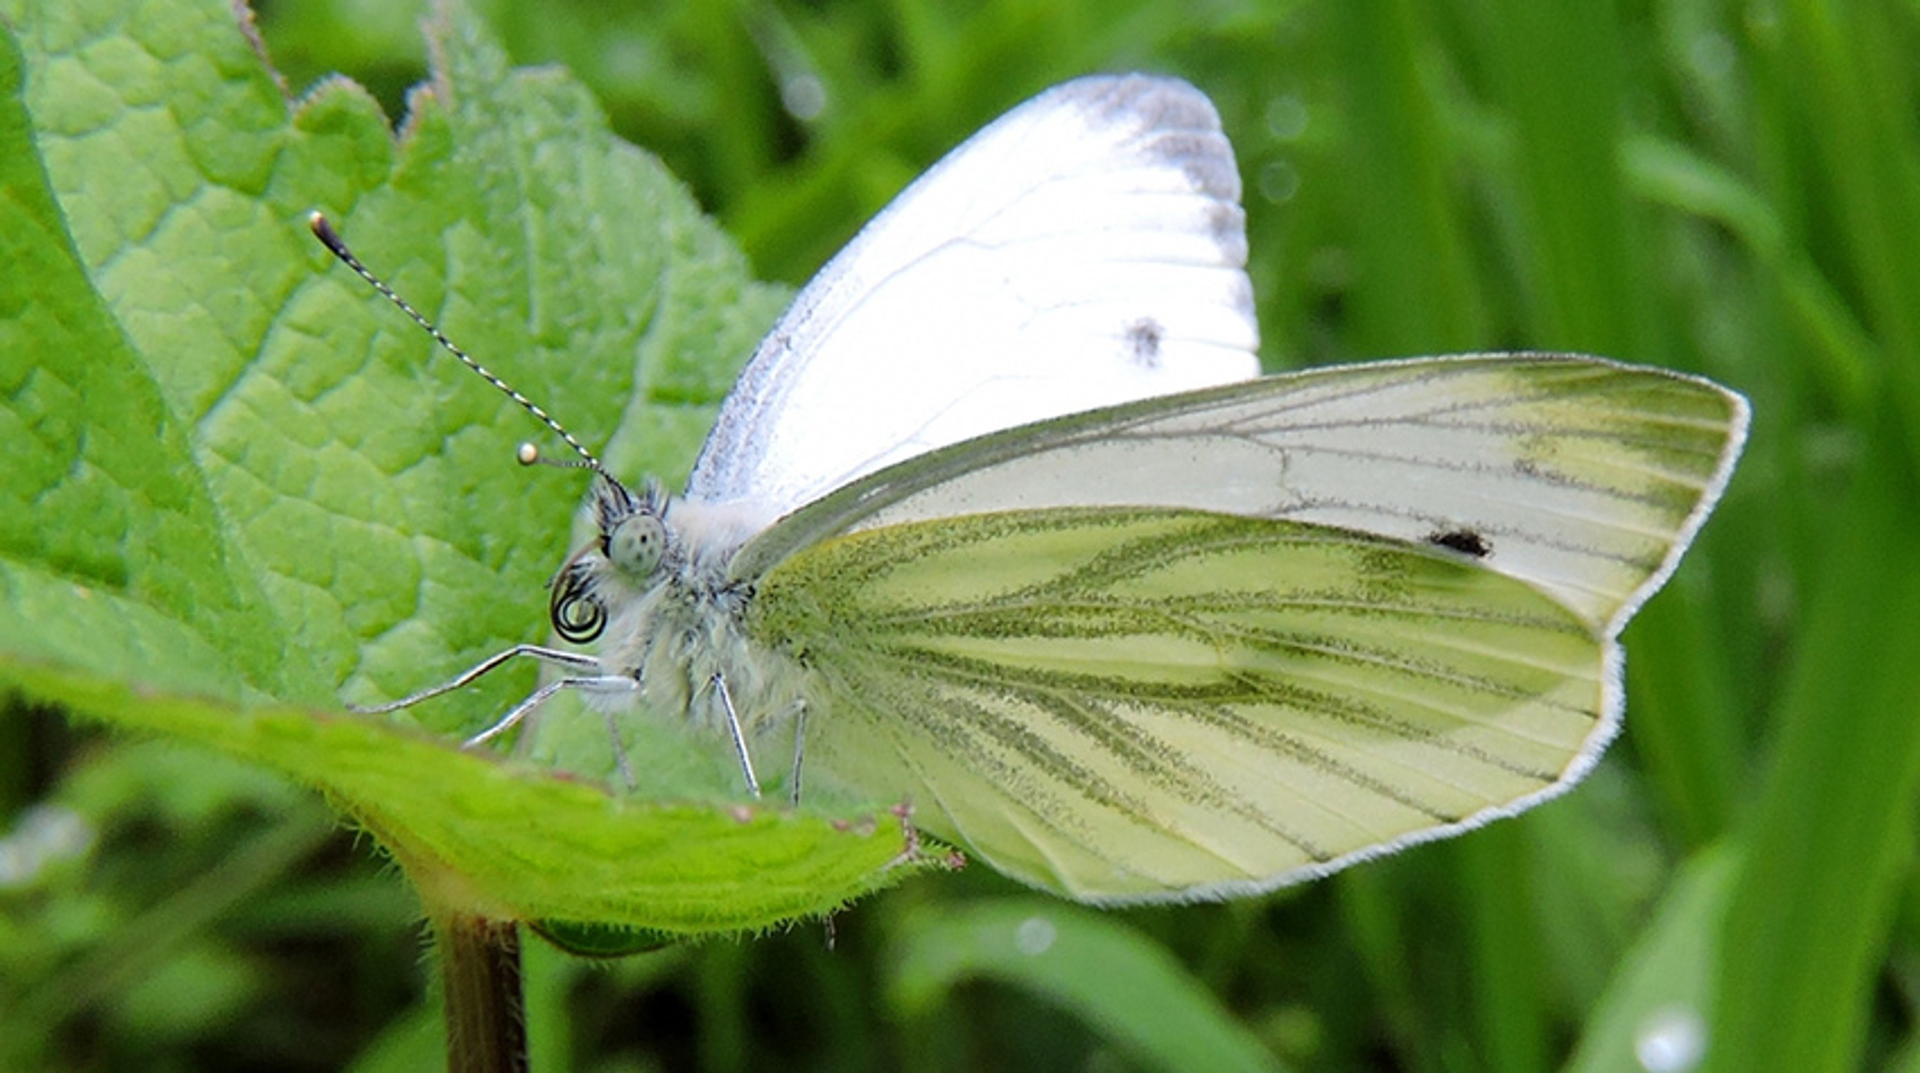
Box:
[439, 913, 528, 1073]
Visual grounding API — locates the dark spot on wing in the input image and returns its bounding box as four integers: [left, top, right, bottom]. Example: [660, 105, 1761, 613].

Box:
[1427, 528, 1493, 559]
[1126, 318, 1164, 368]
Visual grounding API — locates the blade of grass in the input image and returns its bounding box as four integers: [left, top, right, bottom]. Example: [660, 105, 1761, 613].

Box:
[1480, 0, 1652, 357]
[887, 899, 1285, 1073]
[1709, 412, 1920, 1071]
[1328, 0, 1487, 354]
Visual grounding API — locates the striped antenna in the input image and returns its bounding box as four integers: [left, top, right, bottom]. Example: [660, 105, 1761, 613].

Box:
[308, 212, 607, 476]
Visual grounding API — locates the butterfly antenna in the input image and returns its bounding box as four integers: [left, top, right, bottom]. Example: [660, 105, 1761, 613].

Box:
[308, 212, 607, 476]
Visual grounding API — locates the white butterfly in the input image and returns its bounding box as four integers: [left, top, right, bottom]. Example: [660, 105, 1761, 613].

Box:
[323, 74, 1747, 904]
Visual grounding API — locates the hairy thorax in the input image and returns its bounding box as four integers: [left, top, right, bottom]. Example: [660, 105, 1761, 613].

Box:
[592, 493, 812, 756]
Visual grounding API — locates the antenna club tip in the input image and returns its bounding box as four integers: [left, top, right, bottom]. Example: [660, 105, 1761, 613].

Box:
[516, 442, 541, 466]
[308, 211, 345, 253]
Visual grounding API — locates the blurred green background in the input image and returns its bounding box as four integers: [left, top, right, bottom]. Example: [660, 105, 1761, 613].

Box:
[5, 0, 1915, 1069]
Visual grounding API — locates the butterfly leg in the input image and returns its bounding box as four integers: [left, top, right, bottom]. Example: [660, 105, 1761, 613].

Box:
[350, 644, 601, 714]
[707, 674, 762, 799]
[462, 673, 636, 749]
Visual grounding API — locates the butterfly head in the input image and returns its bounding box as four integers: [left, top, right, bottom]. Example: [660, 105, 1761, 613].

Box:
[547, 474, 676, 643]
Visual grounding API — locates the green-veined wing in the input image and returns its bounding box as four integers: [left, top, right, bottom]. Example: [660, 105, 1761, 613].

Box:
[752, 508, 1609, 902]
[731, 356, 1744, 901]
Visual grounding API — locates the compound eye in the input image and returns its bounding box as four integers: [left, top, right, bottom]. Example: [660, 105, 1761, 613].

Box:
[607, 514, 667, 577]
[549, 563, 606, 643]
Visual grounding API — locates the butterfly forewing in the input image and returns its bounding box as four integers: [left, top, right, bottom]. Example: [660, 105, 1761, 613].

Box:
[685, 75, 1261, 520]
[736, 355, 1748, 633]
[751, 508, 1608, 902]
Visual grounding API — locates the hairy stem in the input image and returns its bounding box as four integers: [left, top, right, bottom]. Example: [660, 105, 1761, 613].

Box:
[438, 913, 528, 1072]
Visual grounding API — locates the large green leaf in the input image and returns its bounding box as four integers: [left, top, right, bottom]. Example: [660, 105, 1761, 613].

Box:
[0, 0, 930, 936]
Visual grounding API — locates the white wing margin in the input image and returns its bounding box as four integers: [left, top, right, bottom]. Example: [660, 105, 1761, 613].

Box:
[737, 355, 1750, 633]
[684, 75, 1261, 520]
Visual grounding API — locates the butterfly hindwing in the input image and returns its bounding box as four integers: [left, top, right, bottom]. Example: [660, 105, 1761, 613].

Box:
[751, 507, 1607, 902]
